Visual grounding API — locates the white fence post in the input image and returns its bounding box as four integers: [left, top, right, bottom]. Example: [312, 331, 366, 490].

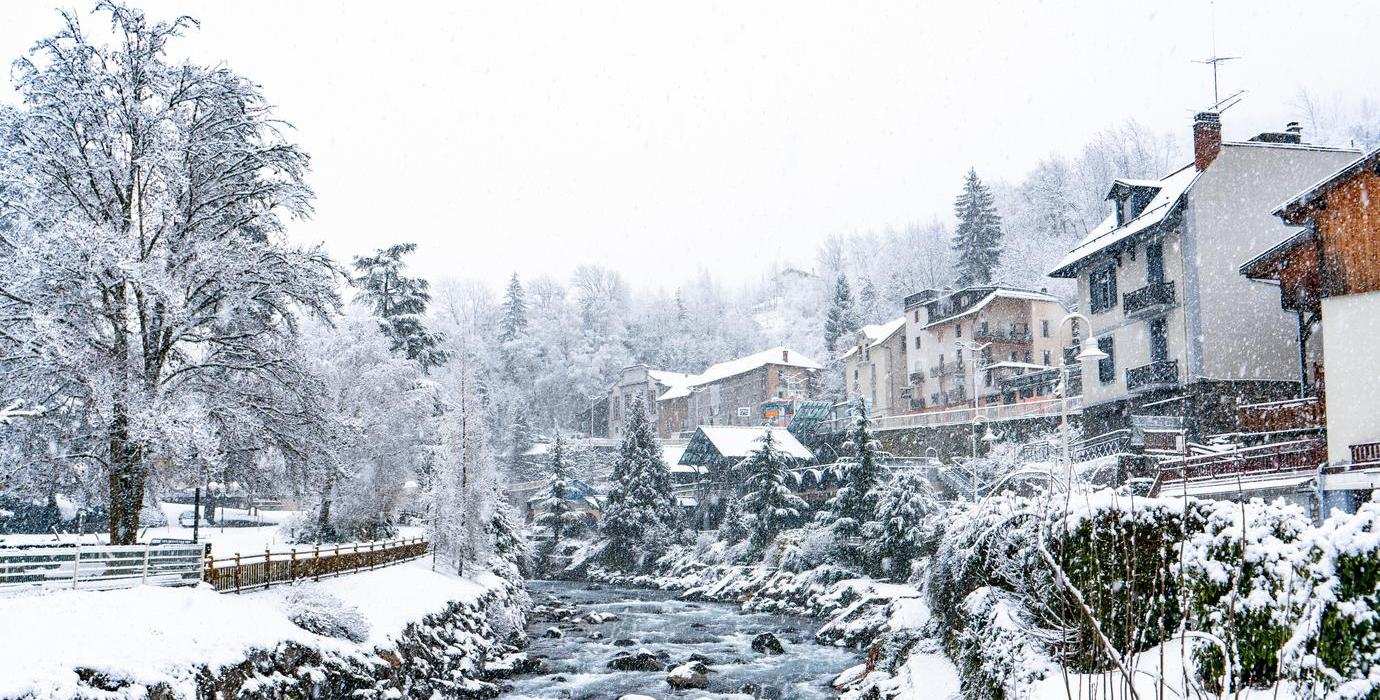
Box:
[141, 544, 151, 584]
[71, 541, 81, 589]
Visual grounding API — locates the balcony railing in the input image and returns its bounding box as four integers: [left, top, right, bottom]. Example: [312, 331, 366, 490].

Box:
[1352, 441, 1380, 466]
[1126, 359, 1179, 393]
[929, 359, 966, 378]
[909, 371, 926, 385]
[1123, 281, 1176, 316]
[974, 326, 1032, 343]
[1153, 438, 1328, 494]
[1239, 397, 1323, 433]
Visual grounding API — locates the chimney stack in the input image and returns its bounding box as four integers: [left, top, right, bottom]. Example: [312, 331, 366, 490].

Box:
[1193, 112, 1222, 171]
[782, 349, 789, 363]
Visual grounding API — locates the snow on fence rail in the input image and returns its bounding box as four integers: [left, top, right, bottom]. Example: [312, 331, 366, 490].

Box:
[818, 395, 1082, 433]
[0, 542, 205, 590]
[203, 537, 429, 594]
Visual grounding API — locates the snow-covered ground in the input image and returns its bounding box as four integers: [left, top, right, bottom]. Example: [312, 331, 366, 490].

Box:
[0, 558, 503, 699]
[0, 502, 424, 558]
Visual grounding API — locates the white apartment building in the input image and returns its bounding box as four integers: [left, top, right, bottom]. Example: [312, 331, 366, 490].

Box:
[840, 317, 908, 417]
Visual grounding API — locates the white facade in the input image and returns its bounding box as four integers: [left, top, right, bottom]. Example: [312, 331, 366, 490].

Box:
[1321, 291, 1380, 466]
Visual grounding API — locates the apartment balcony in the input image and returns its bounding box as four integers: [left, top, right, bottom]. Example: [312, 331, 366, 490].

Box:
[929, 359, 966, 378]
[1239, 396, 1323, 434]
[1352, 441, 1380, 466]
[974, 325, 1032, 343]
[1126, 359, 1179, 394]
[909, 371, 926, 385]
[1122, 281, 1176, 318]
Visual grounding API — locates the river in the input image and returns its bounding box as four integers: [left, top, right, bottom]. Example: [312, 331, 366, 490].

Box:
[501, 580, 860, 699]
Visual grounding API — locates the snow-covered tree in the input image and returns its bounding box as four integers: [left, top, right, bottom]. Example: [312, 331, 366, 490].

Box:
[823, 274, 860, 353]
[429, 358, 498, 574]
[533, 433, 583, 569]
[0, 3, 338, 543]
[499, 272, 528, 343]
[738, 429, 808, 554]
[866, 471, 941, 580]
[952, 168, 1004, 287]
[600, 396, 677, 570]
[821, 401, 885, 547]
[353, 242, 446, 371]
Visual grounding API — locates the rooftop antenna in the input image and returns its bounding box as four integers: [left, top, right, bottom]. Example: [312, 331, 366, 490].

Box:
[1194, 0, 1241, 108]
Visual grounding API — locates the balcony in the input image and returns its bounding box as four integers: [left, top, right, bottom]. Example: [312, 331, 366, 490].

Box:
[1239, 397, 1323, 433]
[1352, 442, 1380, 466]
[909, 371, 926, 385]
[974, 324, 1032, 343]
[929, 359, 966, 378]
[1122, 281, 1176, 317]
[1126, 359, 1179, 393]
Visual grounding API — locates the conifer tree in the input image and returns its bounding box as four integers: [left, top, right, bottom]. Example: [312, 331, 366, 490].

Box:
[353, 243, 447, 370]
[600, 397, 677, 570]
[866, 471, 940, 579]
[506, 410, 533, 478]
[533, 433, 578, 570]
[823, 274, 861, 353]
[822, 400, 884, 543]
[739, 429, 808, 554]
[500, 272, 528, 342]
[952, 168, 1004, 286]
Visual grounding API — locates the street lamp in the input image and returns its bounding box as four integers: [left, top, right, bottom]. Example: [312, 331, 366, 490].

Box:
[1058, 313, 1108, 472]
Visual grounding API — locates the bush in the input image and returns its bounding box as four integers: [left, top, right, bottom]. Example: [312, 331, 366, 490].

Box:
[279, 587, 371, 643]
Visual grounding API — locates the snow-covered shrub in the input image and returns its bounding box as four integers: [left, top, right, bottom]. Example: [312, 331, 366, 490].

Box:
[779, 524, 839, 573]
[279, 586, 371, 643]
[864, 472, 943, 580]
[954, 586, 1054, 699]
[1281, 502, 1380, 699]
[1049, 491, 1201, 671]
[1178, 498, 1311, 691]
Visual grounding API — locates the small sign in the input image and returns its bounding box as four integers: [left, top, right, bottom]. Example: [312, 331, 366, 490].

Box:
[736, 406, 751, 418]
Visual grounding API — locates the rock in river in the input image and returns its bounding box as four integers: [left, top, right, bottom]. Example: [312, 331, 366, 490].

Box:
[608, 651, 665, 672]
[751, 632, 785, 655]
[667, 660, 711, 690]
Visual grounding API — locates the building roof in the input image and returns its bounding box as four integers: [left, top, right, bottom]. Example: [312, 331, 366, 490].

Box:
[656, 346, 822, 401]
[1239, 227, 1315, 280]
[647, 369, 694, 389]
[920, 287, 1062, 329]
[1049, 164, 1199, 278]
[840, 316, 906, 360]
[1274, 144, 1379, 224]
[694, 425, 814, 460]
[662, 441, 688, 467]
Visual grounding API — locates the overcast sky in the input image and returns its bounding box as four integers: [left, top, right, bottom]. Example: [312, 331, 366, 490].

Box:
[2, 1, 1378, 290]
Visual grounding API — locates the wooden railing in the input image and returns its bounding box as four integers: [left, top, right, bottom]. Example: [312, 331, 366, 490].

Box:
[1152, 438, 1327, 494]
[1351, 441, 1380, 466]
[204, 537, 428, 594]
[1239, 396, 1324, 433]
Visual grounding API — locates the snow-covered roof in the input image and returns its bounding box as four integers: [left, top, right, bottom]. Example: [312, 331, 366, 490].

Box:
[1050, 164, 1199, 278]
[840, 316, 906, 360]
[696, 425, 814, 460]
[920, 288, 1062, 329]
[662, 441, 688, 467]
[647, 369, 694, 389]
[1274, 144, 1377, 223]
[657, 347, 822, 401]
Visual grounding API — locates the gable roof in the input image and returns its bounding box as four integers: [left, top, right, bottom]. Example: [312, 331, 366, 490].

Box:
[840, 316, 906, 360]
[693, 425, 814, 461]
[920, 287, 1062, 329]
[1274, 145, 1377, 224]
[1049, 164, 1198, 278]
[656, 346, 822, 401]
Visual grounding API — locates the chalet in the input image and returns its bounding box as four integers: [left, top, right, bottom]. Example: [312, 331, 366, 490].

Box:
[1049, 112, 1361, 439]
[840, 317, 908, 417]
[677, 425, 815, 527]
[606, 364, 694, 439]
[903, 285, 1070, 412]
[657, 347, 822, 434]
[1197, 144, 1380, 511]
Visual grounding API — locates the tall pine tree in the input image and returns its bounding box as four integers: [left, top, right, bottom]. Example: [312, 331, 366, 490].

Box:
[600, 396, 677, 570]
[500, 272, 528, 342]
[822, 400, 884, 547]
[738, 429, 808, 554]
[951, 168, 1004, 287]
[823, 274, 860, 353]
[353, 243, 447, 370]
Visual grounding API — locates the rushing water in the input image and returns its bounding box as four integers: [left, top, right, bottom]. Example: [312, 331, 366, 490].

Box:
[501, 580, 859, 699]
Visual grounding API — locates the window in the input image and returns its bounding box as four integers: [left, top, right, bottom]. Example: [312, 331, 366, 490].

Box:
[939, 353, 945, 368]
[914, 335, 921, 350]
[1090, 266, 1118, 313]
[1097, 336, 1115, 383]
[1023, 350, 1032, 363]
[984, 370, 993, 387]
[1150, 317, 1168, 363]
[1043, 350, 1052, 365]
[1009, 351, 1018, 361]
[1041, 319, 1050, 338]
[955, 323, 963, 338]
[1147, 242, 1164, 284]
[913, 309, 919, 322]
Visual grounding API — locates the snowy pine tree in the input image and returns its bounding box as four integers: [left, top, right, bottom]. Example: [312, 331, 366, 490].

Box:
[952, 168, 1004, 287]
[822, 401, 885, 546]
[866, 471, 941, 579]
[823, 274, 860, 353]
[738, 429, 808, 554]
[353, 242, 447, 370]
[500, 272, 528, 342]
[600, 396, 678, 570]
[533, 433, 581, 571]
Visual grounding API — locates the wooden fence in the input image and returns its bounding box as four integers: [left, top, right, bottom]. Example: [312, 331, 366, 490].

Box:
[0, 542, 206, 590]
[203, 537, 429, 593]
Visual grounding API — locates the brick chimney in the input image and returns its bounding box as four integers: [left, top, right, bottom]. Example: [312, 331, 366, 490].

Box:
[1193, 112, 1222, 171]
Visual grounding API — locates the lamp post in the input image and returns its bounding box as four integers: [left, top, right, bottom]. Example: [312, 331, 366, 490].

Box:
[1058, 312, 1108, 473]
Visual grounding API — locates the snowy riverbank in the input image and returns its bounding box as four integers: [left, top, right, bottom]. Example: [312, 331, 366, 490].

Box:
[0, 559, 528, 699]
